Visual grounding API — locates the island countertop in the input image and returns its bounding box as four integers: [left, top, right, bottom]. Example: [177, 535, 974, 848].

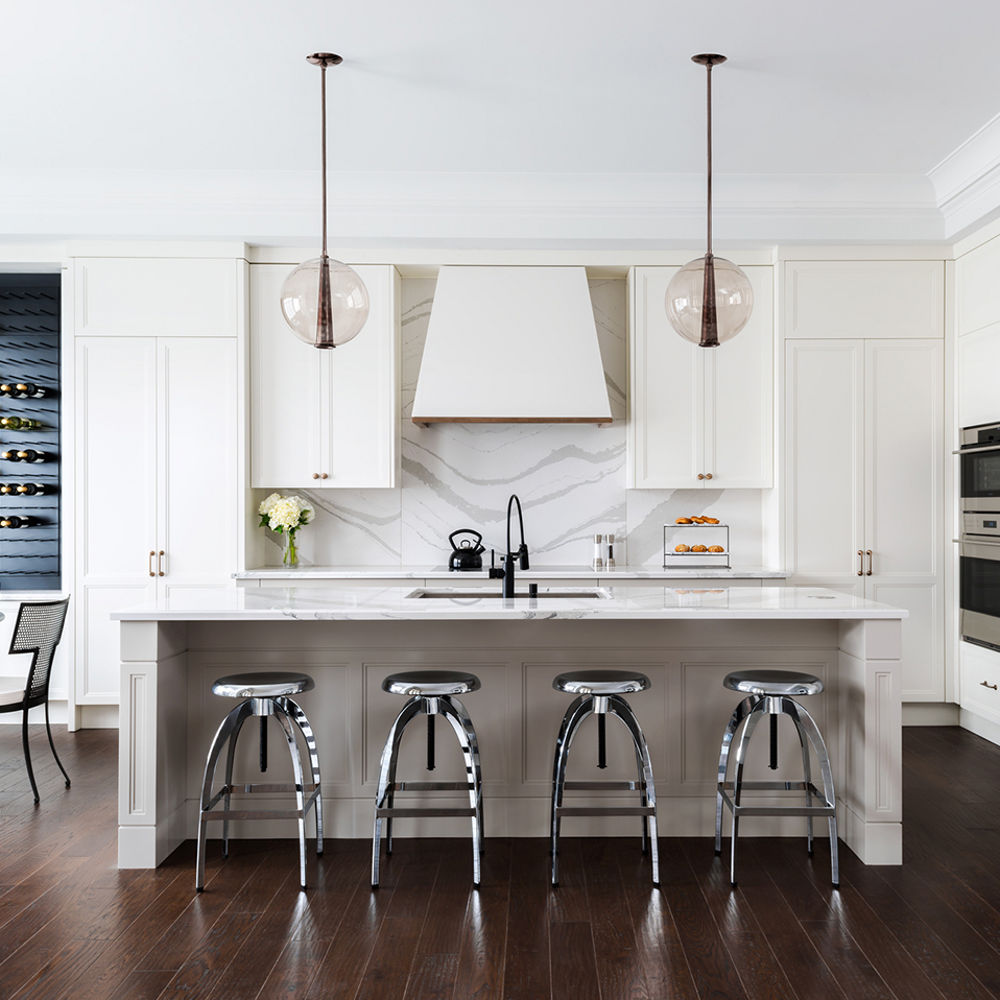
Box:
[112, 584, 907, 622]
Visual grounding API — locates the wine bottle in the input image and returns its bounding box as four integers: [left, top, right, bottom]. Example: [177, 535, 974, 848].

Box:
[0, 516, 35, 529]
[15, 449, 45, 463]
[15, 482, 47, 496]
[0, 482, 15, 494]
[13, 383, 46, 399]
[1, 449, 22, 462]
[0, 383, 11, 396]
[0, 416, 42, 430]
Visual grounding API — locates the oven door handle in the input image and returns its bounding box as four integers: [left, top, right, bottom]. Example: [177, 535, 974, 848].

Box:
[960, 537, 1000, 560]
[955, 443, 1000, 455]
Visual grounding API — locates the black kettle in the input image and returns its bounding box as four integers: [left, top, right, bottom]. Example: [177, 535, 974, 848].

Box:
[449, 529, 485, 571]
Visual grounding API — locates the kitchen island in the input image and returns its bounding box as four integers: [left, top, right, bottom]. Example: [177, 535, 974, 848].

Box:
[113, 585, 906, 870]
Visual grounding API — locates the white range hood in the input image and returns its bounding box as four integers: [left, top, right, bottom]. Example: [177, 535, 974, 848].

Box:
[411, 266, 612, 424]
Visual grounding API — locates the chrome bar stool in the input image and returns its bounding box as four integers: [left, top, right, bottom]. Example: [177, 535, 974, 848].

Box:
[196, 671, 323, 892]
[372, 670, 483, 888]
[550, 669, 659, 886]
[715, 669, 839, 887]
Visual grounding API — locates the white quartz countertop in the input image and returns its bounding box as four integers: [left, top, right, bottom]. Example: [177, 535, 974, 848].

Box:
[113, 585, 906, 622]
[233, 565, 786, 580]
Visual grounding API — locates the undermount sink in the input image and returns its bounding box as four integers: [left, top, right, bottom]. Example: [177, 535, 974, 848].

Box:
[406, 587, 610, 600]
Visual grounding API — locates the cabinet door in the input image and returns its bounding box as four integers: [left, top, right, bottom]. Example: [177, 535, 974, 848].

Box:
[629, 267, 704, 488]
[708, 266, 774, 487]
[958, 324, 1000, 429]
[157, 338, 238, 598]
[864, 339, 944, 701]
[784, 340, 865, 584]
[324, 265, 399, 488]
[249, 265, 325, 487]
[75, 337, 158, 703]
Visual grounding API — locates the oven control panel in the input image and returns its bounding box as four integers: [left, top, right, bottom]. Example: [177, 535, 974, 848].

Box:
[963, 512, 1000, 538]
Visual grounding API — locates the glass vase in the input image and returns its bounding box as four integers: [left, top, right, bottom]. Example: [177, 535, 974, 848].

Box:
[282, 531, 299, 568]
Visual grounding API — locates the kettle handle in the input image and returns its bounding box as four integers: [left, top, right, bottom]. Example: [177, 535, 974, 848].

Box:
[449, 528, 484, 550]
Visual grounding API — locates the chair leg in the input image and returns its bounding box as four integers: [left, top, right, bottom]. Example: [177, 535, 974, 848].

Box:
[788, 706, 815, 855]
[282, 698, 324, 857]
[609, 696, 660, 886]
[439, 697, 483, 887]
[196, 701, 253, 892]
[372, 697, 423, 887]
[22, 708, 38, 804]
[549, 695, 592, 886]
[273, 706, 309, 890]
[716, 696, 754, 855]
[44, 702, 70, 789]
[783, 698, 840, 888]
[729, 702, 765, 887]
[446, 695, 485, 855]
[221, 709, 250, 859]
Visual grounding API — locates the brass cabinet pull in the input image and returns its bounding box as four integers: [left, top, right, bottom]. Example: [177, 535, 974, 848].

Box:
[857, 549, 864, 576]
[697, 473, 705, 480]
[312, 472, 320, 479]
[981, 681, 998, 691]
[148, 550, 156, 578]
[866, 549, 873, 576]
[705, 473, 713, 480]
[158, 550, 165, 577]
[320, 472, 329, 480]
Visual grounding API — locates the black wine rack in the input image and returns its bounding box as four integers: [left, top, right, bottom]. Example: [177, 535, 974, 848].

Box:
[0, 274, 60, 590]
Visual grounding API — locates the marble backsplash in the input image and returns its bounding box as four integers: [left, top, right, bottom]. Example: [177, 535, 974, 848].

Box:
[261, 277, 767, 569]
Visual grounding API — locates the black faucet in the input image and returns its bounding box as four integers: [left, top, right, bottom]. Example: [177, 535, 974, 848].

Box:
[489, 494, 530, 598]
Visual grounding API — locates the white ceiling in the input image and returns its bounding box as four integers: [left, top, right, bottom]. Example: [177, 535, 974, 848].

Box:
[3, 0, 1000, 245]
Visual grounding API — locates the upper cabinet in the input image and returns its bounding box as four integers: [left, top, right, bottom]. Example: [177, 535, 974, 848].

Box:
[629, 265, 774, 489]
[956, 235, 1000, 428]
[74, 257, 241, 337]
[783, 260, 944, 340]
[249, 263, 400, 489]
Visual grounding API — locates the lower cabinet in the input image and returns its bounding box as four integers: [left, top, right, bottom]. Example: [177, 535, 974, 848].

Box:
[74, 336, 238, 706]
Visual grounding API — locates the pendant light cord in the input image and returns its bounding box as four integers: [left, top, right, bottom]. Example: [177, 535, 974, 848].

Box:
[705, 59, 713, 257]
[320, 61, 328, 259]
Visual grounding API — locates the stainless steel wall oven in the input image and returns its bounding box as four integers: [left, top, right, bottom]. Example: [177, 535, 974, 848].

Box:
[960, 421, 1000, 511]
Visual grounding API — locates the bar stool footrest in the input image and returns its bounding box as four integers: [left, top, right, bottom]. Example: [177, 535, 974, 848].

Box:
[376, 806, 476, 818]
[563, 780, 646, 791]
[390, 781, 475, 792]
[556, 806, 656, 817]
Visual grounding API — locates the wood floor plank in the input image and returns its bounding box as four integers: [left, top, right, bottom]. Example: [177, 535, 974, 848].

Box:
[550, 922, 600, 1000]
[500, 838, 550, 1000]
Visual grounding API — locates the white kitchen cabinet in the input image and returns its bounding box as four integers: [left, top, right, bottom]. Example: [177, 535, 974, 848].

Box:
[249, 264, 400, 489]
[74, 257, 240, 337]
[784, 260, 944, 340]
[956, 234, 1000, 337]
[75, 336, 238, 704]
[629, 265, 773, 489]
[957, 323, 1000, 429]
[785, 338, 945, 701]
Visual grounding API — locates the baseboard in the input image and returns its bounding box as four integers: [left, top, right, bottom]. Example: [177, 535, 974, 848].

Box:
[0, 699, 69, 726]
[77, 704, 119, 729]
[902, 703, 960, 726]
[960, 708, 1000, 747]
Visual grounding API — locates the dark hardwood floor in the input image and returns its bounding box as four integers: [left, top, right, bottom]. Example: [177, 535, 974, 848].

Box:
[1, 724, 999, 998]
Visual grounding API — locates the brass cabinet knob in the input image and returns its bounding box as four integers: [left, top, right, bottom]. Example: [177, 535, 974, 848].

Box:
[705, 473, 713, 480]
[320, 473, 329, 480]
[697, 473, 705, 480]
[312, 473, 320, 479]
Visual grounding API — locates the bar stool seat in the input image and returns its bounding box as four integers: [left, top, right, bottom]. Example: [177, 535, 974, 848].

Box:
[550, 669, 659, 886]
[715, 668, 839, 888]
[196, 671, 323, 893]
[372, 670, 484, 888]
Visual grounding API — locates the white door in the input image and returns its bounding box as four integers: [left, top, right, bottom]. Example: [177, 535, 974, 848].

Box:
[864, 339, 944, 701]
[157, 338, 239, 604]
[709, 266, 774, 488]
[249, 265, 325, 488]
[629, 267, 703, 488]
[784, 339, 865, 586]
[75, 337, 158, 703]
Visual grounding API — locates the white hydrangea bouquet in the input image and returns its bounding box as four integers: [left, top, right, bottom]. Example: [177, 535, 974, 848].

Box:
[258, 492, 314, 567]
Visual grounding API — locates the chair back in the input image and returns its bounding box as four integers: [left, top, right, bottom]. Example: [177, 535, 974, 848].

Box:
[8, 597, 70, 706]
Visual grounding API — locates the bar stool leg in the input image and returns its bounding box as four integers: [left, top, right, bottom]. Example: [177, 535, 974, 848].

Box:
[372, 697, 423, 887]
[715, 696, 754, 856]
[221, 707, 251, 859]
[609, 695, 660, 886]
[729, 701, 765, 887]
[784, 698, 839, 887]
[550, 695, 592, 886]
[787, 707, 815, 855]
[196, 701, 252, 891]
[446, 696, 485, 855]
[440, 697, 483, 887]
[282, 698, 325, 856]
[272, 705, 308, 890]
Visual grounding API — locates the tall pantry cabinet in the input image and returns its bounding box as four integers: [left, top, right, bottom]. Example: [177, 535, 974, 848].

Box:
[783, 259, 947, 702]
[71, 255, 243, 722]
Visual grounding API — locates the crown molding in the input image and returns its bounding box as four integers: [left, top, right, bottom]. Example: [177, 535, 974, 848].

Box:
[929, 112, 1000, 240]
[0, 168, 944, 247]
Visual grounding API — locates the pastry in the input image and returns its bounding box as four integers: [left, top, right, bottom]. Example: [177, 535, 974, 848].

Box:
[674, 544, 690, 552]
[690, 516, 706, 523]
[703, 517, 720, 524]
[691, 544, 708, 553]
[708, 545, 725, 553]
[675, 517, 693, 524]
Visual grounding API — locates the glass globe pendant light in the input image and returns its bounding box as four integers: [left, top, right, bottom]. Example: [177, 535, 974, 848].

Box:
[281, 53, 369, 349]
[665, 54, 753, 348]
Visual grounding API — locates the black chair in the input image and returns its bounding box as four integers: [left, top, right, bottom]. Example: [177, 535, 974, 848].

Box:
[0, 597, 71, 803]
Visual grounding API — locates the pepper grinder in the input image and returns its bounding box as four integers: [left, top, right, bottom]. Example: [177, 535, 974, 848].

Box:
[592, 533, 604, 572]
[606, 533, 616, 571]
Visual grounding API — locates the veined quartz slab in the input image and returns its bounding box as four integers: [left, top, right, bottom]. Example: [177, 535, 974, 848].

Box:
[113, 585, 904, 622]
[233, 564, 786, 581]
